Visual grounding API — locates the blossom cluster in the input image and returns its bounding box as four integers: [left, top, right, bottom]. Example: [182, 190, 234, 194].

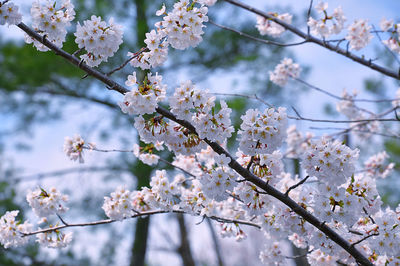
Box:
[130, 0, 211, 69]
[345, 19, 373, 51]
[379, 18, 400, 54]
[336, 89, 380, 140]
[269, 58, 301, 87]
[0, 211, 32, 249]
[307, 2, 346, 38]
[0, 0, 22, 26]
[132, 143, 161, 166]
[255, 13, 292, 37]
[25, 0, 75, 51]
[26, 187, 69, 218]
[1, 187, 73, 249]
[238, 107, 287, 156]
[119, 72, 166, 116]
[74, 15, 123, 67]
[63, 134, 85, 163]
[301, 137, 359, 186]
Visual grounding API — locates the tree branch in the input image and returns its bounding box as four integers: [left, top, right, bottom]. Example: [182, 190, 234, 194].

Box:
[16, 22, 372, 266]
[222, 0, 400, 81]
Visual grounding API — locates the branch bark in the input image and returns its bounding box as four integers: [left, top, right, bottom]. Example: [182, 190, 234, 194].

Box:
[222, 0, 400, 81]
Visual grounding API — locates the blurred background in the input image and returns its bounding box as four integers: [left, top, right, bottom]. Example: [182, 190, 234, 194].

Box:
[0, 0, 399, 265]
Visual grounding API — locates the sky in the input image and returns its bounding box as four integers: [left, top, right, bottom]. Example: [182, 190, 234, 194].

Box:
[1, 0, 400, 265]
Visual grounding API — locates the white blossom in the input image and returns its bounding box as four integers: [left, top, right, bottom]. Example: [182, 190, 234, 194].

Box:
[26, 187, 69, 218]
[0, 1, 22, 26]
[0, 211, 32, 248]
[25, 0, 75, 51]
[75, 15, 123, 67]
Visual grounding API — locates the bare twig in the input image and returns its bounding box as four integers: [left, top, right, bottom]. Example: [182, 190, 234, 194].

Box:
[372, 25, 400, 65]
[293, 77, 399, 103]
[209, 20, 307, 47]
[84, 146, 197, 178]
[285, 176, 310, 197]
[222, 0, 400, 81]
[56, 214, 69, 226]
[14, 166, 128, 182]
[22, 209, 260, 237]
[290, 106, 398, 123]
[106, 47, 147, 76]
[351, 233, 379, 247]
[212, 92, 273, 107]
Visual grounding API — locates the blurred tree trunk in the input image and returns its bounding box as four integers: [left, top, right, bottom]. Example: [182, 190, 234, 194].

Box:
[291, 158, 309, 266]
[130, 1, 151, 266]
[206, 218, 224, 266]
[177, 214, 196, 266]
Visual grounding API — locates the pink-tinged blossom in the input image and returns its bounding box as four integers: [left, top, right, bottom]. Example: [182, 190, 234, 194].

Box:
[256, 13, 292, 37]
[380, 17, 393, 32]
[0, 1, 22, 26]
[345, 19, 373, 51]
[63, 134, 85, 163]
[259, 240, 286, 265]
[392, 88, 400, 107]
[364, 151, 394, 179]
[269, 58, 301, 86]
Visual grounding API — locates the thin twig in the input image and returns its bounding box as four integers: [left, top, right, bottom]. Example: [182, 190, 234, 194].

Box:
[306, 0, 314, 36]
[22, 209, 261, 237]
[85, 146, 197, 178]
[106, 47, 147, 76]
[72, 48, 84, 57]
[209, 20, 307, 47]
[372, 25, 400, 65]
[212, 92, 273, 107]
[13, 166, 129, 182]
[351, 233, 379, 247]
[222, 0, 400, 81]
[285, 176, 310, 197]
[56, 214, 69, 226]
[290, 106, 398, 123]
[293, 77, 400, 103]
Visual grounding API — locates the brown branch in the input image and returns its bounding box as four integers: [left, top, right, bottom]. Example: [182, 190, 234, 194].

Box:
[16, 22, 372, 266]
[290, 106, 397, 123]
[293, 77, 400, 103]
[284, 176, 310, 197]
[209, 20, 307, 47]
[351, 233, 379, 247]
[14, 166, 128, 182]
[22, 209, 260, 237]
[106, 47, 147, 76]
[222, 0, 400, 81]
